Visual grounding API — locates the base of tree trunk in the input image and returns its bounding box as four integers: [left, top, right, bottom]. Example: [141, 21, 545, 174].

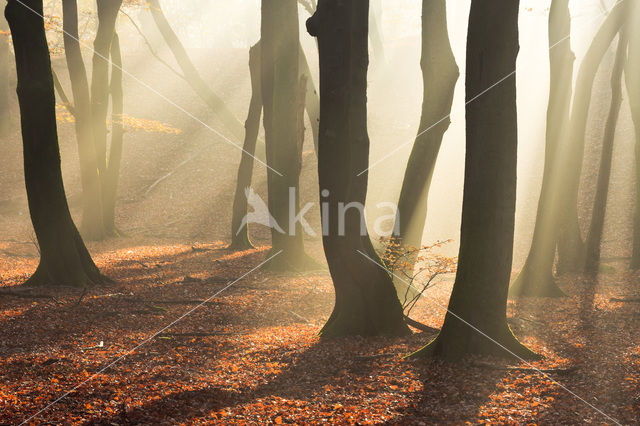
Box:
[508, 269, 567, 299]
[23, 260, 111, 288]
[265, 248, 322, 272]
[320, 303, 411, 338]
[408, 323, 539, 361]
[228, 234, 255, 251]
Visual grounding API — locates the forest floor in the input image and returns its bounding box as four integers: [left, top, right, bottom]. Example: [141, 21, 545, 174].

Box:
[0, 237, 639, 424]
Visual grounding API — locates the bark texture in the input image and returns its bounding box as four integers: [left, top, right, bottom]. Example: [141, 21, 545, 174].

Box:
[6, 0, 108, 288]
[308, 0, 410, 337]
[412, 0, 535, 360]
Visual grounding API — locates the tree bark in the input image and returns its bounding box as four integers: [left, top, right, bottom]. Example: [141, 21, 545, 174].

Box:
[0, 13, 10, 137]
[102, 31, 124, 235]
[307, 0, 410, 337]
[62, 0, 105, 240]
[230, 42, 262, 250]
[625, 2, 640, 269]
[411, 0, 536, 360]
[509, 0, 573, 298]
[557, 2, 628, 274]
[388, 0, 459, 288]
[147, 0, 266, 161]
[261, 0, 314, 270]
[5, 0, 108, 288]
[584, 31, 628, 274]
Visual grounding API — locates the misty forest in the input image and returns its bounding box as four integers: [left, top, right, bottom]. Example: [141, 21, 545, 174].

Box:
[0, 0, 639, 423]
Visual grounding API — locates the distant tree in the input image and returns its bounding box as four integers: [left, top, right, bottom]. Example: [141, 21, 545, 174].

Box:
[557, 2, 628, 274]
[0, 12, 10, 136]
[584, 30, 628, 274]
[625, 3, 640, 269]
[411, 0, 536, 360]
[261, 0, 315, 270]
[388, 0, 458, 289]
[61, 0, 105, 239]
[307, 0, 410, 337]
[509, 0, 574, 298]
[6, 0, 108, 288]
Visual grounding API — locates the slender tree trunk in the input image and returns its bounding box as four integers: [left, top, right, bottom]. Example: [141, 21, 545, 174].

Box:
[0, 13, 10, 137]
[509, 0, 573, 298]
[307, 0, 410, 337]
[557, 2, 628, 274]
[147, 0, 266, 161]
[91, 0, 122, 188]
[411, 0, 535, 360]
[584, 31, 628, 274]
[261, 0, 315, 270]
[230, 42, 262, 250]
[625, 3, 640, 269]
[103, 31, 124, 235]
[6, 0, 108, 288]
[388, 0, 459, 288]
[369, 0, 385, 64]
[299, 47, 320, 153]
[62, 0, 105, 240]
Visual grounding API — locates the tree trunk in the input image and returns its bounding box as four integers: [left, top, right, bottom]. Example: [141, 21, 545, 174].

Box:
[5, 0, 108, 288]
[230, 42, 262, 250]
[261, 0, 314, 270]
[509, 0, 573, 298]
[307, 0, 410, 337]
[0, 13, 10, 137]
[368, 0, 385, 64]
[557, 2, 628, 274]
[388, 0, 459, 290]
[411, 0, 536, 360]
[584, 31, 628, 274]
[625, 3, 640, 270]
[299, 47, 320, 153]
[147, 0, 266, 161]
[102, 31, 124, 235]
[62, 0, 105, 240]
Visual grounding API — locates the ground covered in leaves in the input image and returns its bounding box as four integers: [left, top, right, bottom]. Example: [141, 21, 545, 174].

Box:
[0, 238, 638, 424]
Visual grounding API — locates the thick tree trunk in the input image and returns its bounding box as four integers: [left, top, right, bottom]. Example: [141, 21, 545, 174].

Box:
[557, 2, 628, 274]
[147, 0, 266, 161]
[6, 0, 108, 288]
[261, 0, 314, 270]
[411, 0, 535, 360]
[509, 0, 573, 298]
[103, 31, 124, 235]
[62, 0, 105, 240]
[388, 0, 458, 289]
[584, 32, 628, 274]
[307, 0, 410, 337]
[230, 43, 262, 250]
[626, 3, 640, 270]
[0, 13, 10, 137]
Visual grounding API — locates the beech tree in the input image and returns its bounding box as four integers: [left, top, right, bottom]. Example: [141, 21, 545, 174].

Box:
[411, 0, 535, 360]
[6, 0, 108, 288]
[389, 0, 458, 281]
[307, 0, 410, 337]
[0, 12, 10, 137]
[509, 0, 573, 298]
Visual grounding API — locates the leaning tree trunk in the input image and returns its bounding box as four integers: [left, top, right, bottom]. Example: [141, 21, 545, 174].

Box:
[625, 2, 640, 269]
[230, 42, 262, 250]
[102, 31, 124, 235]
[388, 0, 459, 293]
[0, 13, 10, 137]
[584, 31, 628, 274]
[6, 0, 108, 288]
[509, 0, 573, 298]
[557, 2, 629, 274]
[147, 0, 266, 161]
[411, 0, 536, 360]
[261, 0, 315, 270]
[62, 0, 105, 240]
[307, 0, 410, 337]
